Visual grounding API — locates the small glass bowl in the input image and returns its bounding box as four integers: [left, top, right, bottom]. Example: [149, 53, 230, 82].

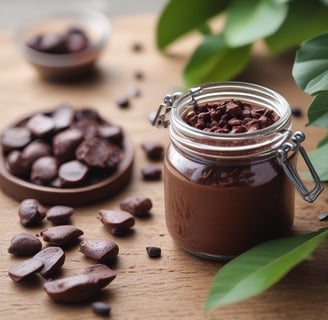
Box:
[16, 10, 110, 81]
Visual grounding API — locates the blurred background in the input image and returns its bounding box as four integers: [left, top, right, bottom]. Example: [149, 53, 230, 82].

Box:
[0, 0, 167, 29]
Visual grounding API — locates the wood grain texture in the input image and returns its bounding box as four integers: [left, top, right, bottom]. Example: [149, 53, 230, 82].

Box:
[0, 14, 327, 320]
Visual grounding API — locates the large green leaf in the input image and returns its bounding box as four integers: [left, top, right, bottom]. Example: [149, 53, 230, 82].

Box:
[309, 142, 328, 181]
[292, 34, 328, 95]
[223, 0, 288, 47]
[183, 34, 251, 87]
[265, 0, 328, 55]
[205, 228, 328, 313]
[306, 93, 328, 128]
[156, 0, 228, 51]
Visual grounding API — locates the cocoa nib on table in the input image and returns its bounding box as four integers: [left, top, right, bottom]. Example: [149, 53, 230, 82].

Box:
[79, 239, 119, 263]
[141, 165, 162, 181]
[141, 141, 164, 161]
[43, 264, 116, 303]
[8, 232, 42, 256]
[18, 198, 46, 227]
[184, 100, 280, 133]
[8, 257, 44, 282]
[120, 196, 153, 217]
[40, 225, 83, 246]
[46, 205, 74, 225]
[99, 209, 135, 236]
[33, 246, 65, 278]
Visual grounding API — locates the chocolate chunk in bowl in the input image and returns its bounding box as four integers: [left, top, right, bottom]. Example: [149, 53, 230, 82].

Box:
[0, 105, 134, 206]
[15, 10, 110, 82]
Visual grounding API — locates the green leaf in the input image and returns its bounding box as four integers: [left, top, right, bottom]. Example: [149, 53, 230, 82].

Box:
[265, 0, 328, 55]
[223, 0, 288, 47]
[197, 23, 212, 36]
[292, 33, 328, 95]
[183, 34, 251, 87]
[308, 142, 328, 181]
[205, 228, 328, 313]
[156, 0, 228, 50]
[306, 93, 328, 127]
[318, 134, 328, 148]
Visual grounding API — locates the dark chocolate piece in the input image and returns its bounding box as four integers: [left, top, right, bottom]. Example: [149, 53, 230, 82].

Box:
[21, 140, 52, 166]
[31, 156, 58, 185]
[1, 127, 32, 152]
[18, 198, 46, 227]
[141, 165, 162, 181]
[119, 196, 152, 217]
[8, 232, 42, 256]
[58, 160, 89, 186]
[40, 225, 83, 246]
[141, 141, 164, 160]
[53, 128, 84, 162]
[53, 104, 74, 131]
[46, 205, 74, 225]
[146, 246, 161, 258]
[8, 258, 44, 282]
[33, 246, 65, 278]
[116, 96, 130, 108]
[99, 209, 135, 236]
[92, 301, 111, 317]
[26, 114, 55, 138]
[75, 137, 123, 169]
[79, 239, 119, 262]
[43, 264, 116, 303]
[6, 150, 29, 176]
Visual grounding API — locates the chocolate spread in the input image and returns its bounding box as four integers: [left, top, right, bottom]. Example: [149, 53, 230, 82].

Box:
[164, 151, 295, 258]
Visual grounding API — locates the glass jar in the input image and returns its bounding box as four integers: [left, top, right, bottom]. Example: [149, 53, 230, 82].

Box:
[153, 82, 323, 261]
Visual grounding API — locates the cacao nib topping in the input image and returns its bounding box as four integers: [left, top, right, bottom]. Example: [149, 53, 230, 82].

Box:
[184, 100, 280, 134]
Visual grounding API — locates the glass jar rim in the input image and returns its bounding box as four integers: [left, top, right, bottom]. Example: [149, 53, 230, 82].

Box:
[169, 81, 292, 160]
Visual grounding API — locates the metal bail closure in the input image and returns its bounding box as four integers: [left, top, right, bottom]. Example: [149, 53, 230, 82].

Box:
[277, 131, 323, 203]
[152, 92, 183, 128]
[152, 87, 203, 128]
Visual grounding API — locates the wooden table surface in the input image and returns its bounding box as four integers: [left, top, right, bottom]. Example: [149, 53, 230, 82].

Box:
[0, 14, 327, 320]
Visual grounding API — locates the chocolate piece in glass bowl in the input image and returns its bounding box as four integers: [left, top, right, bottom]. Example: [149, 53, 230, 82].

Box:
[16, 10, 111, 82]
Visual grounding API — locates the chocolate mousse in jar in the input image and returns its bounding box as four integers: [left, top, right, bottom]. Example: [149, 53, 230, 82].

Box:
[153, 82, 323, 261]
